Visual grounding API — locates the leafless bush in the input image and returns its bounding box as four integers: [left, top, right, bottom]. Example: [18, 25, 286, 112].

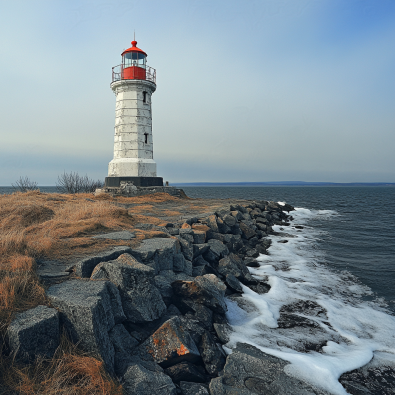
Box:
[12, 177, 39, 192]
[56, 172, 104, 194]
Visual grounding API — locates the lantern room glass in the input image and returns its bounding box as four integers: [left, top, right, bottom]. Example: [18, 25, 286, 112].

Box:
[123, 52, 146, 69]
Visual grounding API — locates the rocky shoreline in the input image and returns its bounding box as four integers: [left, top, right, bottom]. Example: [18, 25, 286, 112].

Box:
[5, 197, 392, 394]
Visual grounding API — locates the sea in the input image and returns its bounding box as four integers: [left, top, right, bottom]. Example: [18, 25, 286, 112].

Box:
[2, 185, 395, 394]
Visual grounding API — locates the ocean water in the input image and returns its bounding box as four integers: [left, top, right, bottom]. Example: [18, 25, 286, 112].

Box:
[180, 186, 395, 394]
[2, 185, 395, 393]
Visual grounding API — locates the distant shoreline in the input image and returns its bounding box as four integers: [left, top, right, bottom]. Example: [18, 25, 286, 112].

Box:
[173, 182, 395, 187]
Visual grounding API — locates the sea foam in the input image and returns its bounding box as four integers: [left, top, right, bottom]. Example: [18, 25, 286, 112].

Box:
[224, 206, 395, 394]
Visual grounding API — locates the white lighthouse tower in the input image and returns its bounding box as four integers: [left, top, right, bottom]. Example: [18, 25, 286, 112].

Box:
[105, 39, 163, 188]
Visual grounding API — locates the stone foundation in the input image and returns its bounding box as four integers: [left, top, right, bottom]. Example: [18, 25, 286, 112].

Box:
[95, 183, 187, 198]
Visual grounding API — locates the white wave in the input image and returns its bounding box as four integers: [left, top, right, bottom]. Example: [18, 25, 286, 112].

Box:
[225, 207, 395, 395]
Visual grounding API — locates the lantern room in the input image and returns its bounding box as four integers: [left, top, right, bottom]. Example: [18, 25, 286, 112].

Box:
[112, 40, 156, 84]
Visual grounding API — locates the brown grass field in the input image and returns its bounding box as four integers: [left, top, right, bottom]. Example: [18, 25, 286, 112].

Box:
[0, 190, 183, 394]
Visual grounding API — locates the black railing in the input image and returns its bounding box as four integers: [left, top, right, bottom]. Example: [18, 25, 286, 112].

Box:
[112, 64, 156, 84]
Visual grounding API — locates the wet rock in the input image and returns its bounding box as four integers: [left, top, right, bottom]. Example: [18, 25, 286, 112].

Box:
[248, 281, 271, 294]
[213, 323, 231, 344]
[123, 362, 177, 395]
[7, 305, 59, 363]
[239, 222, 256, 239]
[131, 238, 178, 272]
[172, 274, 227, 314]
[142, 316, 200, 368]
[217, 254, 250, 283]
[244, 257, 260, 267]
[209, 343, 329, 395]
[47, 279, 126, 374]
[164, 361, 207, 383]
[246, 248, 259, 258]
[199, 331, 226, 376]
[75, 246, 133, 277]
[280, 300, 327, 319]
[180, 381, 210, 395]
[207, 239, 229, 259]
[91, 254, 166, 323]
[278, 239, 289, 243]
[225, 274, 243, 293]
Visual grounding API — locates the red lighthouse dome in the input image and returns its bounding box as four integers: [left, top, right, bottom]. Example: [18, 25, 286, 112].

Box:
[112, 39, 156, 84]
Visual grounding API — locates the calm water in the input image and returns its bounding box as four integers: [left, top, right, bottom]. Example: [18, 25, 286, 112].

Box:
[2, 186, 395, 311]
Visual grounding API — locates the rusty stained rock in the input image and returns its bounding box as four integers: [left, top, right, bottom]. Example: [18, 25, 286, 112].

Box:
[142, 316, 200, 368]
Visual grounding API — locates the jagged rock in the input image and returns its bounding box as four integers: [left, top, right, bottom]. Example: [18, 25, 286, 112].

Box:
[230, 204, 247, 214]
[192, 224, 211, 234]
[185, 217, 198, 225]
[91, 254, 166, 323]
[207, 239, 229, 259]
[142, 316, 200, 368]
[199, 331, 226, 375]
[215, 206, 231, 218]
[216, 217, 231, 234]
[193, 243, 210, 259]
[193, 231, 206, 244]
[75, 246, 133, 277]
[154, 275, 174, 301]
[239, 222, 256, 239]
[184, 259, 193, 276]
[177, 236, 194, 261]
[164, 361, 207, 383]
[172, 274, 227, 314]
[246, 248, 259, 258]
[131, 238, 178, 272]
[217, 254, 250, 282]
[180, 381, 210, 395]
[230, 210, 244, 221]
[225, 274, 243, 293]
[168, 228, 180, 236]
[109, 324, 139, 376]
[123, 362, 177, 395]
[7, 305, 59, 363]
[223, 214, 236, 227]
[179, 228, 195, 243]
[47, 280, 126, 374]
[244, 257, 260, 267]
[193, 264, 208, 277]
[206, 214, 219, 232]
[173, 253, 186, 272]
[213, 323, 231, 344]
[210, 343, 329, 394]
[207, 232, 225, 242]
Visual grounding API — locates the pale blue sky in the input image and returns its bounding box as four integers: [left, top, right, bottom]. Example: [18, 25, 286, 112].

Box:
[1, 0, 394, 184]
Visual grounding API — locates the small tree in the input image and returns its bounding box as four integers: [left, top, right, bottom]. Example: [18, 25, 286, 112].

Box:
[12, 176, 39, 192]
[56, 171, 104, 194]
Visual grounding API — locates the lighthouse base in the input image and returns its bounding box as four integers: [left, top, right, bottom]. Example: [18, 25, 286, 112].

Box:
[104, 176, 163, 188]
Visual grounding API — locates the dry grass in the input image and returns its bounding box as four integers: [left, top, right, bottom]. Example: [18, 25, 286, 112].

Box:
[0, 333, 123, 395]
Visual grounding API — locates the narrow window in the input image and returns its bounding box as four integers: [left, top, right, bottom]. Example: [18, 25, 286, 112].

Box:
[143, 91, 147, 103]
[144, 133, 148, 144]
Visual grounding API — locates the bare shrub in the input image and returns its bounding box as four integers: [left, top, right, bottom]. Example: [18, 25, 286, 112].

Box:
[56, 172, 103, 194]
[12, 177, 38, 193]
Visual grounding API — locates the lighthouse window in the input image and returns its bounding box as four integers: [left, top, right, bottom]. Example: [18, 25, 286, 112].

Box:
[143, 91, 147, 103]
[138, 53, 146, 68]
[144, 133, 148, 144]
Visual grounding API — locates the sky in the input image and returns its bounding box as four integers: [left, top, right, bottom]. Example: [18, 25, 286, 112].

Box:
[0, 0, 394, 185]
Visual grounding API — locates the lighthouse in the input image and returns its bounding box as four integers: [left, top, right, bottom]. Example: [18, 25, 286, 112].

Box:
[105, 40, 163, 188]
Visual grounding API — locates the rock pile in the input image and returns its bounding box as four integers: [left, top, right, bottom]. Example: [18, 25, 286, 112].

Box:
[8, 200, 333, 395]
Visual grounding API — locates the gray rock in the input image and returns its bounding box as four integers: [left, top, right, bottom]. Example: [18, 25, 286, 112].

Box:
[92, 231, 135, 240]
[193, 264, 208, 277]
[239, 222, 256, 239]
[225, 274, 243, 293]
[179, 228, 195, 244]
[199, 331, 226, 375]
[154, 275, 174, 300]
[123, 362, 177, 395]
[75, 246, 133, 277]
[246, 248, 259, 258]
[142, 316, 200, 368]
[213, 323, 231, 343]
[164, 361, 207, 383]
[209, 343, 329, 395]
[177, 236, 194, 261]
[223, 214, 236, 227]
[173, 253, 186, 272]
[193, 243, 210, 259]
[192, 230, 206, 244]
[47, 280, 126, 374]
[216, 217, 231, 234]
[7, 305, 59, 363]
[215, 206, 231, 219]
[131, 238, 178, 272]
[218, 254, 250, 282]
[206, 214, 219, 232]
[109, 324, 139, 376]
[207, 239, 229, 259]
[184, 259, 193, 276]
[91, 254, 166, 323]
[180, 381, 210, 395]
[230, 204, 247, 214]
[230, 210, 244, 221]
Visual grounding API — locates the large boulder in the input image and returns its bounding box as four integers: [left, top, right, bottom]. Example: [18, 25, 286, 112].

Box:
[131, 238, 178, 272]
[206, 214, 219, 232]
[217, 253, 251, 283]
[239, 222, 256, 239]
[209, 343, 329, 394]
[199, 331, 226, 375]
[91, 254, 166, 323]
[207, 239, 229, 259]
[142, 316, 200, 368]
[74, 246, 133, 277]
[164, 361, 207, 383]
[177, 236, 194, 261]
[47, 279, 126, 374]
[180, 382, 210, 395]
[7, 305, 59, 363]
[172, 274, 227, 314]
